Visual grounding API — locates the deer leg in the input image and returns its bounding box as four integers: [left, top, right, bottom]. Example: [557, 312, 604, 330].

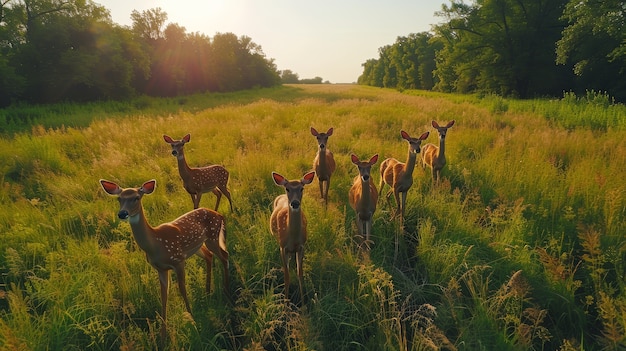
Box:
[158, 269, 171, 340]
[211, 188, 222, 211]
[357, 216, 371, 248]
[400, 191, 408, 219]
[393, 189, 401, 218]
[219, 250, 230, 298]
[324, 178, 330, 202]
[355, 217, 364, 241]
[191, 193, 201, 209]
[203, 237, 230, 298]
[385, 189, 393, 207]
[172, 263, 192, 314]
[318, 179, 324, 200]
[296, 246, 305, 303]
[218, 185, 234, 212]
[197, 246, 214, 294]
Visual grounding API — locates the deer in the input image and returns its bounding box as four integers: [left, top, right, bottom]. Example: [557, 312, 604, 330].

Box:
[99, 179, 230, 340]
[378, 130, 430, 219]
[311, 127, 336, 203]
[163, 134, 233, 212]
[348, 154, 379, 249]
[270, 171, 316, 302]
[421, 120, 455, 185]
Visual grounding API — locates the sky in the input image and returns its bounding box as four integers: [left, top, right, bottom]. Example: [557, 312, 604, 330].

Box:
[96, 0, 446, 83]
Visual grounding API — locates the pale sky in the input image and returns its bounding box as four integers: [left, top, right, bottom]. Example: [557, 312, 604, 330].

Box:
[96, 1, 445, 83]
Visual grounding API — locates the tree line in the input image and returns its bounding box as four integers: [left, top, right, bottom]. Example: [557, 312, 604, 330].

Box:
[280, 69, 327, 84]
[359, 0, 626, 102]
[0, 1, 281, 107]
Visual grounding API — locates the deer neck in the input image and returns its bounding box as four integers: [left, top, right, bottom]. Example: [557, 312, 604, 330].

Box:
[317, 148, 327, 169]
[175, 152, 193, 181]
[127, 207, 157, 254]
[360, 177, 372, 208]
[438, 136, 446, 162]
[403, 149, 418, 179]
[287, 207, 304, 241]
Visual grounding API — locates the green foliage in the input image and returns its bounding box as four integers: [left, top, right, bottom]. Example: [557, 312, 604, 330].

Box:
[361, 0, 626, 102]
[358, 32, 439, 90]
[0, 0, 279, 107]
[557, 0, 626, 101]
[0, 85, 625, 350]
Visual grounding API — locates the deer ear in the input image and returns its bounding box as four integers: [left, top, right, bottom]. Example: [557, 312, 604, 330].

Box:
[350, 154, 359, 164]
[419, 131, 430, 140]
[326, 127, 333, 136]
[310, 127, 318, 136]
[183, 134, 191, 143]
[432, 120, 440, 128]
[446, 120, 455, 128]
[369, 154, 379, 165]
[400, 130, 410, 140]
[100, 179, 121, 195]
[302, 171, 316, 184]
[272, 172, 287, 186]
[141, 180, 156, 194]
[163, 135, 173, 143]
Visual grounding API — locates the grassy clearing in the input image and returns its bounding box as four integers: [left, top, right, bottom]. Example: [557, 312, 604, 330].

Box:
[0, 84, 625, 350]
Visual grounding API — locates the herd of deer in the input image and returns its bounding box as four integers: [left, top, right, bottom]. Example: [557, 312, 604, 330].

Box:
[99, 120, 455, 339]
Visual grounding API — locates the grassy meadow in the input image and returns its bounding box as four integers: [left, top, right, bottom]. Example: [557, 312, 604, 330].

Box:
[0, 84, 625, 350]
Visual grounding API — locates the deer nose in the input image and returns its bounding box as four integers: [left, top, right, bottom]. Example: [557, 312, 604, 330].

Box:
[118, 210, 129, 220]
[290, 200, 301, 210]
[362, 174, 370, 182]
[171, 150, 178, 156]
[319, 143, 326, 149]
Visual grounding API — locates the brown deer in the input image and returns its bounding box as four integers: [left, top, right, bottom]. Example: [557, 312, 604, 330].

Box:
[378, 130, 430, 219]
[99, 179, 230, 339]
[421, 120, 455, 184]
[163, 134, 233, 211]
[270, 171, 316, 302]
[348, 154, 379, 248]
[311, 127, 336, 203]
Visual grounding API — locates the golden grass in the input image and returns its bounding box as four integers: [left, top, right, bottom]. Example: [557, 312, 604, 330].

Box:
[1, 84, 625, 350]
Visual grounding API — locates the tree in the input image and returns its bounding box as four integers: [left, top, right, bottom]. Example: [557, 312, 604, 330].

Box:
[7, 0, 145, 103]
[358, 32, 439, 90]
[0, 0, 26, 105]
[432, 0, 571, 98]
[131, 7, 167, 41]
[0, 3, 280, 105]
[299, 77, 323, 84]
[281, 69, 299, 83]
[358, 58, 384, 87]
[557, 0, 626, 101]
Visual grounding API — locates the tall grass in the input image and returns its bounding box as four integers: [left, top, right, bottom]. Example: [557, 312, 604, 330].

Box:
[0, 84, 624, 350]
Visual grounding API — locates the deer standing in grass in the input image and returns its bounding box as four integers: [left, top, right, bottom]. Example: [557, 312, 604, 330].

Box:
[270, 171, 316, 302]
[311, 127, 336, 203]
[163, 134, 233, 212]
[99, 179, 230, 340]
[379, 130, 430, 219]
[421, 120, 455, 185]
[348, 154, 379, 248]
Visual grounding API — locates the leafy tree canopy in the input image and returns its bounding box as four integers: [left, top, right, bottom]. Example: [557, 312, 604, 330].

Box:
[0, 0, 280, 107]
[360, 0, 625, 101]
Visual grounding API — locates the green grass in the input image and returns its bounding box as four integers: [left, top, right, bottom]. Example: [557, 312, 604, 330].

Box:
[0, 84, 625, 350]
